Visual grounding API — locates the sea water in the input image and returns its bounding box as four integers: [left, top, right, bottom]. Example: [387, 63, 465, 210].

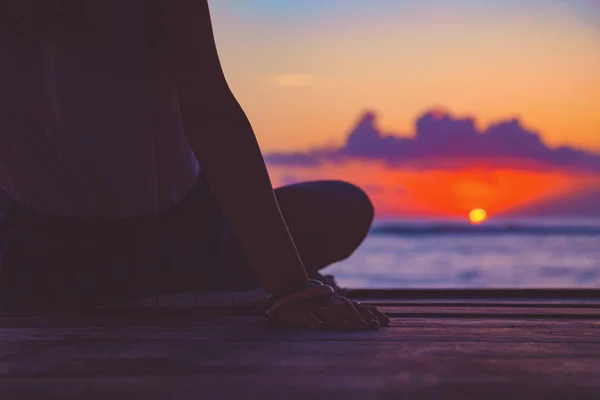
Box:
[326, 218, 600, 288]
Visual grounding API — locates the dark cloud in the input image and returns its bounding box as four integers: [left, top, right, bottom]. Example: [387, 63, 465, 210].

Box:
[265, 152, 322, 166]
[265, 109, 600, 171]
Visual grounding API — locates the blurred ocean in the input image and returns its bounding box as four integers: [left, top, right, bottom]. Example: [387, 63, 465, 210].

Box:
[326, 218, 600, 289]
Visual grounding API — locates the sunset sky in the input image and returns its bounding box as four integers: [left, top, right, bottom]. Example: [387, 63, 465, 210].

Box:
[208, 0, 600, 218]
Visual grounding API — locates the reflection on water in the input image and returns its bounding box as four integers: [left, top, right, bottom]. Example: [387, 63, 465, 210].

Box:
[325, 218, 600, 288]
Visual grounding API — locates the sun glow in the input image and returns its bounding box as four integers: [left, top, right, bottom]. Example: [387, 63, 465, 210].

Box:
[268, 162, 592, 218]
[468, 208, 488, 224]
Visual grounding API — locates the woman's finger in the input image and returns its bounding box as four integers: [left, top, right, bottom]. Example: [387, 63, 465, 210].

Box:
[329, 296, 370, 325]
[355, 304, 380, 329]
[338, 301, 368, 325]
[352, 301, 390, 327]
[273, 296, 382, 331]
[311, 299, 368, 330]
[369, 306, 391, 327]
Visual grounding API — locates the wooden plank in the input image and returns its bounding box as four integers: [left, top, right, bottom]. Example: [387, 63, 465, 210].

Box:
[1, 341, 599, 398]
[1, 307, 599, 399]
[1, 315, 600, 342]
[1, 375, 599, 400]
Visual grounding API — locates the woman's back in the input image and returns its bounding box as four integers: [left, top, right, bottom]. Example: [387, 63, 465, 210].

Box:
[0, 1, 199, 217]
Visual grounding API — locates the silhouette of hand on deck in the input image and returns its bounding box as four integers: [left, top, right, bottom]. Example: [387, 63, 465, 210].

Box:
[273, 295, 390, 330]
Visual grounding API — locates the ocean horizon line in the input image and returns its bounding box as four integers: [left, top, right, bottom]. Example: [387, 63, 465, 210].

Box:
[370, 217, 600, 236]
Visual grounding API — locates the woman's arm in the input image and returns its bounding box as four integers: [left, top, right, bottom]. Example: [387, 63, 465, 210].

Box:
[162, 0, 308, 296]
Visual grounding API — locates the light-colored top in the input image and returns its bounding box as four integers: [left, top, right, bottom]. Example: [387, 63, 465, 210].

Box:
[0, 3, 200, 217]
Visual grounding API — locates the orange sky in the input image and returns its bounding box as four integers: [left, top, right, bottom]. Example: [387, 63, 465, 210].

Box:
[210, 0, 600, 153]
[268, 161, 600, 218]
[208, 0, 600, 218]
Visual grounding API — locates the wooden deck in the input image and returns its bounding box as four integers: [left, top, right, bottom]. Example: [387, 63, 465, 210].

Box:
[1, 296, 600, 399]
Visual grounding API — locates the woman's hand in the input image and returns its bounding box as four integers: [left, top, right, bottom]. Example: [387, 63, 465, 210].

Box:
[271, 295, 390, 330]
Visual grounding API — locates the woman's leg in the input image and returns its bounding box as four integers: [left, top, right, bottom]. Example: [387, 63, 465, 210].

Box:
[162, 178, 374, 294]
[122, 180, 374, 307]
[274, 180, 374, 274]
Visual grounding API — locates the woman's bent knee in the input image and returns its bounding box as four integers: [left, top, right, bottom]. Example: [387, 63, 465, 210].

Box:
[331, 180, 374, 227]
[324, 181, 374, 260]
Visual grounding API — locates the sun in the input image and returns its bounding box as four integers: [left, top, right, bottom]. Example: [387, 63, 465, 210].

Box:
[468, 208, 488, 224]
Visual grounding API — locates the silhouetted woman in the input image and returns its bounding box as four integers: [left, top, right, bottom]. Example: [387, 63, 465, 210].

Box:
[0, 0, 388, 330]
